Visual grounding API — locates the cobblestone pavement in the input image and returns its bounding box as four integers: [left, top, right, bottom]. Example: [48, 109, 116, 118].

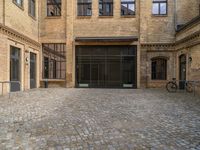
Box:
[0, 88, 200, 150]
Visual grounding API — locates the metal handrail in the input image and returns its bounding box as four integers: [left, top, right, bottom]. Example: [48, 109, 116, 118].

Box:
[185, 80, 200, 96]
[0, 81, 21, 98]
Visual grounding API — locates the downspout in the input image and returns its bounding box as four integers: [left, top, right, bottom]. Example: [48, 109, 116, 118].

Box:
[174, 0, 177, 79]
[3, 0, 5, 25]
[174, 0, 177, 30]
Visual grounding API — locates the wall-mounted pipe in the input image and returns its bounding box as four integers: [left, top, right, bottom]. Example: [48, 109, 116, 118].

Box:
[174, 0, 177, 31]
[3, 0, 5, 25]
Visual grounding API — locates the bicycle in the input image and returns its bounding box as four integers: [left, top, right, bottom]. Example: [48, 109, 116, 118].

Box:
[166, 78, 193, 93]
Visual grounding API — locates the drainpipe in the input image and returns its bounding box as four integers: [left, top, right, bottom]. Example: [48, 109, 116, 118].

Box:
[3, 0, 5, 25]
[174, 0, 177, 30]
[174, 0, 177, 79]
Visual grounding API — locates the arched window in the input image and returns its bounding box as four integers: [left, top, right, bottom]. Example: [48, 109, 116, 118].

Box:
[151, 58, 167, 80]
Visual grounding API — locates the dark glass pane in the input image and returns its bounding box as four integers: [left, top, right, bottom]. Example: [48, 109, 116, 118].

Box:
[47, 0, 61, 16]
[78, 0, 92, 16]
[99, 0, 113, 16]
[121, 0, 135, 16]
[42, 44, 66, 79]
[151, 59, 167, 80]
[76, 45, 137, 88]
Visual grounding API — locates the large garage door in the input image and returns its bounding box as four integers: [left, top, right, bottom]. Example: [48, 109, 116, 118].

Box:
[76, 45, 137, 88]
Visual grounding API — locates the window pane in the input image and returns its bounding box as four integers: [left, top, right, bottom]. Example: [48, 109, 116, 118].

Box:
[151, 59, 167, 80]
[160, 3, 167, 14]
[78, 0, 92, 16]
[47, 0, 61, 16]
[152, 3, 159, 14]
[29, 0, 36, 17]
[128, 4, 135, 14]
[99, 0, 113, 16]
[42, 44, 66, 79]
[14, 0, 23, 7]
[121, 0, 135, 16]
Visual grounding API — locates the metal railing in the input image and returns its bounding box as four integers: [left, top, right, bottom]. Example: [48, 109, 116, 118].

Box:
[185, 80, 200, 96]
[0, 81, 21, 98]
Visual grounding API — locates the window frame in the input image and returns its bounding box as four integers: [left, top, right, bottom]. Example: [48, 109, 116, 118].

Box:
[47, 0, 62, 17]
[13, 0, 24, 10]
[29, 0, 36, 18]
[99, 0, 114, 16]
[121, 0, 136, 16]
[151, 58, 167, 80]
[152, 0, 168, 16]
[77, 0, 92, 16]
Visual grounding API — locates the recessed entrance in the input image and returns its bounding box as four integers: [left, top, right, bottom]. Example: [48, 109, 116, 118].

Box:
[76, 45, 137, 88]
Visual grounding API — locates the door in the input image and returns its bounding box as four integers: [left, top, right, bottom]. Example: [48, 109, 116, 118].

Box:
[44, 57, 49, 79]
[30, 52, 36, 89]
[76, 46, 137, 88]
[179, 54, 186, 89]
[10, 46, 21, 92]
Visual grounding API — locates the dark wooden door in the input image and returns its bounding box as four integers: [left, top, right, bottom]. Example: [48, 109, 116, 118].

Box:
[30, 52, 36, 89]
[179, 54, 186, 89]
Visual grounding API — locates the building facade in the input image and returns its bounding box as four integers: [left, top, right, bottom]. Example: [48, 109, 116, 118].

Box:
[0, 0, 200, 94]
[0, 0, 40, 95]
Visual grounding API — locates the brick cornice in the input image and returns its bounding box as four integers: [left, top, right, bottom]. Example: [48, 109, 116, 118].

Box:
[141, 43, 175, 48]
[0, 23, 40, 49]
[175, 30, 200, 46]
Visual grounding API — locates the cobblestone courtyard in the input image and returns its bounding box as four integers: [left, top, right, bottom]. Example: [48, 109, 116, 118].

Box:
[0, 89, 200, 150]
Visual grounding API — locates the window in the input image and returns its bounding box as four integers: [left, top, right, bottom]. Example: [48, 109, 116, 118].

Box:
[121, 0, 135, 16]
[13, 0, 23, 8]
[152, 0, 167, 15]
[47, 0, 61, 16]
[77, 0, 92, 16]
[42, 44, 66, 79]
[151, 58, 167, 80]
[99, 0, 113, 16]
[29, 0, 36, 17]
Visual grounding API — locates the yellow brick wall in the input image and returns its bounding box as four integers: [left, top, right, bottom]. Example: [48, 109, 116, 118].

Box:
[140, 0, 175, 43]
[0, 0, 3, 24]
[176, 0, 200, 26]
[4, 0, 39, 41]
[73, 0, 139, 37]
[39, 0, 66, 43]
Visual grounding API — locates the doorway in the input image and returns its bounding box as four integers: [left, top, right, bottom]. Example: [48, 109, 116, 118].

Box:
[179, 54, 186, 89]
[30, 52, 36, 89]
[10, 46, 21, 92]
[76, 45, 137, 88]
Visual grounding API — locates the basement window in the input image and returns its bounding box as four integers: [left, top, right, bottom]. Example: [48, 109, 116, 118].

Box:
[13, 0, 23, 8]
[152, 0, 167, 15]
[99, 0, 113, 16]
[29, 0, 36, 18]
[47, 0, 61, 16]
[42, 44, 66, 79]
[77, 0, 92, 16]
[121, 0, 135, 16]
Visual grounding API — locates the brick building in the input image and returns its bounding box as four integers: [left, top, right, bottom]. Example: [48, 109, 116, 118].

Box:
[0, 0, 200, 94]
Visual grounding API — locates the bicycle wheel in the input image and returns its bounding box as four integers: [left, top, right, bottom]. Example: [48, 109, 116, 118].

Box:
[166, 82, 177, 93]
[186, 82, 193, 93]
